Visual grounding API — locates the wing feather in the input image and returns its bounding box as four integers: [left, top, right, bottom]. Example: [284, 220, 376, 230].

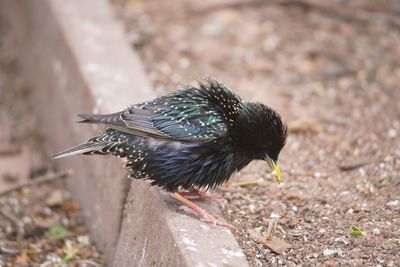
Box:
[77, 79, 242, 142]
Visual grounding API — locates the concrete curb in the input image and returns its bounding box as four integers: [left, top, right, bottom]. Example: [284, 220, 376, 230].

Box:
[0, 0, 249, 266]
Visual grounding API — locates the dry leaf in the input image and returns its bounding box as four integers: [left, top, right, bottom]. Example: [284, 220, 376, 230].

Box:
[264, 237, 291, 254]
[34, 214, 60, 229]
[248, 228, 291, 254]
[15, 252, 30, 266]
[286, 193, 302, 201]
[248, 228, 265, 243]
[322, 259, 340, 267]
[46, 189, 64, 206]
[63, 201, 80, 212]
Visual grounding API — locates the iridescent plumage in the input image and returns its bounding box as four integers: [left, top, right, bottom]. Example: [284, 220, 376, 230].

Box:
[54, 78, 287, 192]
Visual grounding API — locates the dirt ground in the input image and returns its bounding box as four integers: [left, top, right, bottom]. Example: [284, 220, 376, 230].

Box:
[112, 0, 400, 266]
[0, 19, 106, 266]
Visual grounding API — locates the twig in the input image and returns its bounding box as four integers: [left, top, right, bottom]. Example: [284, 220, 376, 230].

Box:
[0, 240, 20, 255]
[0, 170, 73, 197]
[0, 205, 25, 240]
[77, 260, 101, 267]
[0, 206, 21, 226]
[265, 219, 277, 240]
[339, 158, 370, 171]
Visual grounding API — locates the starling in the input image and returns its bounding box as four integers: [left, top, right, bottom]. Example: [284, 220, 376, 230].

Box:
[54, 78, 287, 228]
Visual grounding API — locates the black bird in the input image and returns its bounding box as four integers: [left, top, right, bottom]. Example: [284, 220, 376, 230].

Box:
[54, 78, 287, 228]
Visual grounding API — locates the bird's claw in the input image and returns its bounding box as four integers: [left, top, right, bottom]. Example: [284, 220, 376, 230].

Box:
[198, 209, 236, 230]
[179, 205, 235, 230]
[172, 192, 235, 230]
[178, 205, 198, 215]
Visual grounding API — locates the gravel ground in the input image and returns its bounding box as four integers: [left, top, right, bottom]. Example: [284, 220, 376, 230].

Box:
[112, 0, 400, 266]
[0, 19, 106, 266]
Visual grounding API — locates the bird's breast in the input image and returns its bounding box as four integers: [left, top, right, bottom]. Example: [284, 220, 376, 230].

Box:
[143, 138, 241, 190]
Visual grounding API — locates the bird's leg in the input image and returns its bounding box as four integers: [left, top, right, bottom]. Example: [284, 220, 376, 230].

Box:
[170, 192, 236, 230]
[177, 190, 211, 200]
[176, 190, 224, 207]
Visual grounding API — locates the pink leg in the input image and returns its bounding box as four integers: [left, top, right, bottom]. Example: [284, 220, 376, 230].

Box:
[177, 190, 224, 207]
[170, 192, 236, 230]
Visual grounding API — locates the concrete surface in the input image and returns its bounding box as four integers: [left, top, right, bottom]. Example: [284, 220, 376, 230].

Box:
[0, 0, 249, 266]
[113, 182, 248, 266]
[0, 145, 30, 191]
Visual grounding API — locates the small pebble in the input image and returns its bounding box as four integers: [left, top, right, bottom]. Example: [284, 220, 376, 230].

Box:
[377, 257, 385, 264]
[270, 212, 280, 219]
[61, 217, 69, 226]
[346, 208, 354, 214]
[5, 225, 13, 234]
[387, 200, 399, 207]
[358, 168, 367, 177]
[42, 206, 53, 215]
[323, 249, 336, 257]
[387, 128, 397, 139]
[288, 229, 302, 237]
[372, 228, 381, 235]
[22, 216, 32, 225]
[313, 172, 322, 178]
[248, 204, 256, 213]
[77, 235, 90, 246]
[334, 236, 350, 245]
[201, 23, 221, 36]
[178, 57, 190, 69]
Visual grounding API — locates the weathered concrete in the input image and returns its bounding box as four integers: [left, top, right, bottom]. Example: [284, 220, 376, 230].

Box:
[0, 0, 151, 260]
[113, 182, 248, 266]
[0, 146, 31, 192]
[0, 0, 249, 266]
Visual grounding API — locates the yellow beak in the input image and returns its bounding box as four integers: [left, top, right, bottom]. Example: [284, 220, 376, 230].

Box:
[272, 162, 281, 184]
[266, 157, 282, 184]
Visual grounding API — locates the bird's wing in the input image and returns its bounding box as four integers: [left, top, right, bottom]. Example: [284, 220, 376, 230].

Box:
[79, 79, 242, 141]
[123, 89, 228, 141]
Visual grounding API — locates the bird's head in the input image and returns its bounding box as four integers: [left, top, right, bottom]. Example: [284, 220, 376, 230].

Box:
[230, 102, 287, 183]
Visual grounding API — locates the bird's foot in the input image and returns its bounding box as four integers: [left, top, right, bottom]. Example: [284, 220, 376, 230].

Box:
[196, 208, 236, 230]
[171, 192, 235, 230]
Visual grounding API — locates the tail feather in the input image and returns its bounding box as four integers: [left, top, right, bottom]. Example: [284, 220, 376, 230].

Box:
[53, 142, 106, 159]
[78, 112, 123, 125]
